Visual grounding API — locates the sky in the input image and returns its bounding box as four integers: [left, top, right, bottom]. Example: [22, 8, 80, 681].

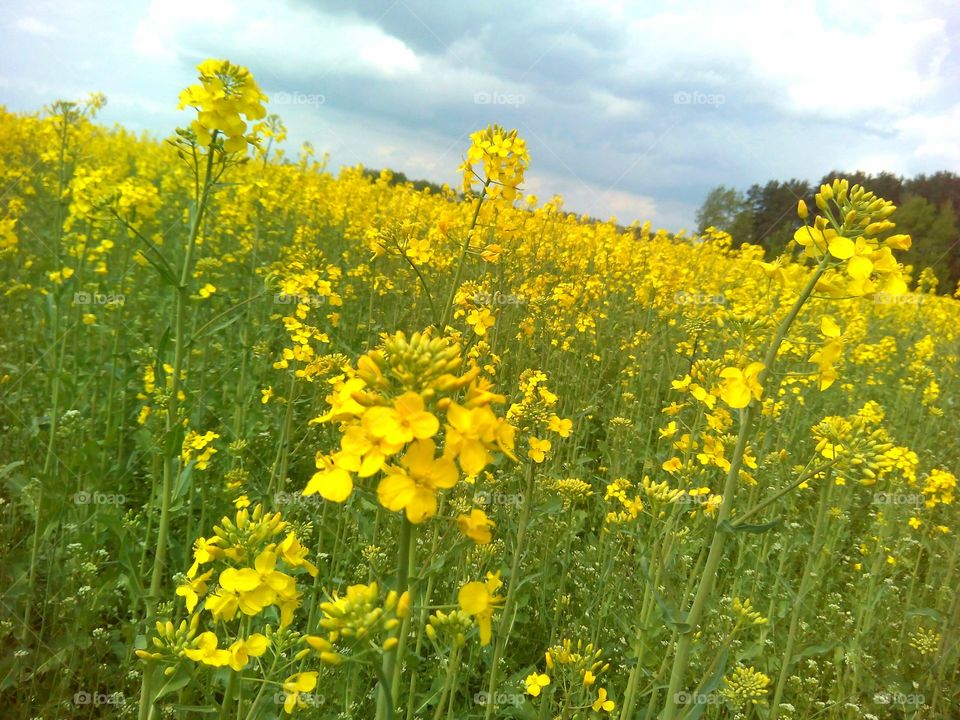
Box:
[1, 0, 958, 230]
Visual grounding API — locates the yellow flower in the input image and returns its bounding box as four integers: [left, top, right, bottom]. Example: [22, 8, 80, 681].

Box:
[524, 672, 551, 697]
[282, 672, 318, 714]
[377, 439, 458, 523]
[466, 307, 496, 336]
[304, 452, 354, 502]
[278, 532, 319, 576]
[458, 573, 503, 645]
[717, 362, 764, 409]
[206, 588, 240, 621]
[261, 386, 273, 404]
[345, 423, 404, 477]
[662, 457, 683, 473]
[592, 687, 615, 712]
[218, 548, 296, 617]
[444, 402, 514, 475]
[176, 569, 213, 612]
[457, 508, 495, 544]
[364, 392, 440, 446]
[528, 437, 551, 463]
[188, 536, 223, 577]
[184, 631, 231, 667]
[226, 633, 269, 672]
[547, 415, 573, 437]
[178, 58, 268, 154]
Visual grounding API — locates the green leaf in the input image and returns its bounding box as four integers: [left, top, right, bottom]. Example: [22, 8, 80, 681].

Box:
[905, 607, 945, 623]
[792, 640, 838, 662]
[151, 665, 193, 702]
[137, 248, 179, 287]
[172, 463, 195, 502]
[720, 518, 783, 534]
[0, 460, 25, 482]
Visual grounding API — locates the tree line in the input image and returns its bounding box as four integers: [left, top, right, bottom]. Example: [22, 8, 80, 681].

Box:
[696, 171, 960, 292]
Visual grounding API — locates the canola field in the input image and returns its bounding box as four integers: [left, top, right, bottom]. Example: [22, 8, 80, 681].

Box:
[1, 60, 958, 720]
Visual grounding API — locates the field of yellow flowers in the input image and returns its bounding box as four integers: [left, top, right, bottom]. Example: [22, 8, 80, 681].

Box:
[1, 60, 958, 720]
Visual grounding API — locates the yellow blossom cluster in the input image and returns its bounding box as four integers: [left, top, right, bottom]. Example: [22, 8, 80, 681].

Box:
[305, 331, 516, 523]
[178, 59, 268, 153]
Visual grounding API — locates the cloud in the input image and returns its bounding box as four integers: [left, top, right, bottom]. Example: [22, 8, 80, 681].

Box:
[13, 16, 58, 37]
[1, 0, 956, 232]
[132, 0, 421, 78]
[896, 103, 960, 170]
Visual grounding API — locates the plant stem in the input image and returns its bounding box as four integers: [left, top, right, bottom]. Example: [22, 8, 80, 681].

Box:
[376, 518, 416, 720]
[138, 137, 218, 720]
[770, 475, 832, 716]
[483, 464, 535, 720]
[661, 255, 829, 720]
[440, 187, 487, 328]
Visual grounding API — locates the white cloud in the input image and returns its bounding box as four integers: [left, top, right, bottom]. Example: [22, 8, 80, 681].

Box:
[620, 0, 949, 119]
[13, 16, 58, 37]
[132, 0, 237, 62]
[132, 0, 421, 78]
[896, 103, 960, 169]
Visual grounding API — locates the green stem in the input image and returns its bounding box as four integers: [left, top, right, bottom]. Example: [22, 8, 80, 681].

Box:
[431, 644, 461, 720]
[483, 465, 535, 720]
[377, 518, 416, 720]
[138, 136, 218, 720]
[661, 254, 829, 720]
[770, 476, 832, 716]
[440, 187, 487, 328]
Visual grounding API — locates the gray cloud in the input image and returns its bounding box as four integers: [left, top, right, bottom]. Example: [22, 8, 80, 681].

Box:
[1, 0, 957, 230]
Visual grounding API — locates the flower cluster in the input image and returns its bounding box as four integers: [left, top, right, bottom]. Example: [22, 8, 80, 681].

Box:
[305, 330, 516, 523]
[795, 180, 912, 297]
[303, 581, 410, 663]
[536, 639, 615, 713]
[506, 369, 571, 464]
[721, 665, 771, 706]
[139, 506, 317, 680]
[181, 429, 220, 470]
[178, 59, 268, 153]
[460, 125, 529, 201]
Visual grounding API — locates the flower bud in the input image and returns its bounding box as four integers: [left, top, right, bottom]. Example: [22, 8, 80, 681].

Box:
[797, 200, 808, 219]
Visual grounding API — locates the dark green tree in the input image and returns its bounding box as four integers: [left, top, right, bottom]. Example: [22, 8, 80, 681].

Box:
[695, 186, 752, 242]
